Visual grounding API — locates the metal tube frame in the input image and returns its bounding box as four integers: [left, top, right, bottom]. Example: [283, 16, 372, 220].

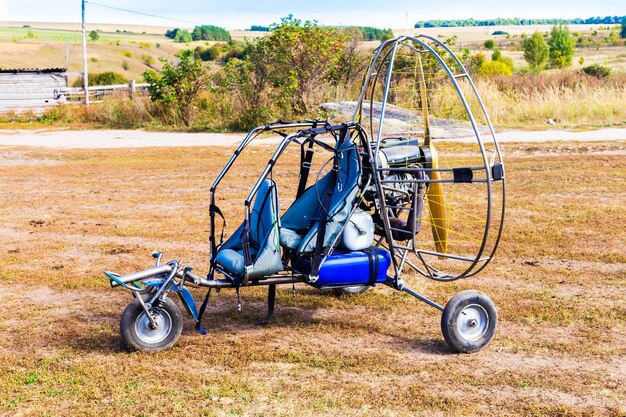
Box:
[105, 35, 505, 317]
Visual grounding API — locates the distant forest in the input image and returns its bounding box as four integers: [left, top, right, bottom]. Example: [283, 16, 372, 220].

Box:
[247, 25, 393, 41]
[414, 15, 626, 28]
[248, 25, 270, 32]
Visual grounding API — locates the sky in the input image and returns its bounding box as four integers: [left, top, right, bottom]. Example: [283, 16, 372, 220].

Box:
[1, 0, 624, 29]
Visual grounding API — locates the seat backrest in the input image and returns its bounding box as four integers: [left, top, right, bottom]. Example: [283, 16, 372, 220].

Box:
[218, 178, 280, 254]
[250, 179, 280, 250]
[281, 139, 362, 253]
[280, 173, 331, 233]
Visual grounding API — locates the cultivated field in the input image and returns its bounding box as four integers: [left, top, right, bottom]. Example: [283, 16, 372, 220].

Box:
[0, 139, 624, 416]
[1, 21, 625, 79]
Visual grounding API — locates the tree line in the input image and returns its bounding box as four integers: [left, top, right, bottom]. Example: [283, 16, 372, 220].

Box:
[248, 24, 393, 41]
[415, 15, 626, 28]
[165, 25, 231, 43]
[348, 26, 393, 41]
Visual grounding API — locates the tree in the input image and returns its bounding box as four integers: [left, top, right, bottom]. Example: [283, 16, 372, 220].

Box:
[89, 30, 100, 42]
[548, 24, 575, 68]
[223, 15, 349, 127]
[143, 49, 210, 126]
[522, 32, 549, 72]
[191, 25, 231, 42]
[173, 30, 192, 43]
[621, 17, 626, 39]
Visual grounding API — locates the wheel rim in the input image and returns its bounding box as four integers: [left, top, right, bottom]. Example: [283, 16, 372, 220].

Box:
[135, 309, 172, 345]
[456, 304, 489, 342]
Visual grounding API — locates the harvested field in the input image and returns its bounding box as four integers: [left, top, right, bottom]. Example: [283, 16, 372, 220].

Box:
[0, 140, 624, 416]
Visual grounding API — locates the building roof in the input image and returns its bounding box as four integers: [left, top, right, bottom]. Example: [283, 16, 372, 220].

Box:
[0, 67, 68, 74]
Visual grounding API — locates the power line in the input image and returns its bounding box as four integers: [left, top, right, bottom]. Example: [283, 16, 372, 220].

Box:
[86, 1, 199, 26]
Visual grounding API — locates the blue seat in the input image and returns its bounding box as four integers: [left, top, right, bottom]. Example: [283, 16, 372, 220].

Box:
[215, 179, 282, 279]
[280, 139, 361, 254]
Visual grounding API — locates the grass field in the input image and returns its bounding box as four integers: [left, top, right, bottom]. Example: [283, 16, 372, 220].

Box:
[0, 140, 624, 416]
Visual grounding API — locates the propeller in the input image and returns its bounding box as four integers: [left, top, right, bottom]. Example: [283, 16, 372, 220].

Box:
[417, 53, 448, 256]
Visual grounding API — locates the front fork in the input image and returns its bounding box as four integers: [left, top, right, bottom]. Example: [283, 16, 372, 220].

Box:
[106, 252, 200, 330]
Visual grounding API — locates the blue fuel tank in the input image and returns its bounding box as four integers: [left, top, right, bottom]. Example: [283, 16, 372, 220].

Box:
[294, 247, 392, 288]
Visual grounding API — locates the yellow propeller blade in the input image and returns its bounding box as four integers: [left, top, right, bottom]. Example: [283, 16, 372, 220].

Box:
[417, 52, 448, 256]
[425, 144, 448, 254]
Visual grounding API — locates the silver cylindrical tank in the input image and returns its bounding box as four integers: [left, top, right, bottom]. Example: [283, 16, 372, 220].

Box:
[341, 210, 375, 251]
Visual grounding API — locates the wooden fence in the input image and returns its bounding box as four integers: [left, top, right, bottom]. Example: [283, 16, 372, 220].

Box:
[0, 79, 148, 113]
[56, 81, 149, 104]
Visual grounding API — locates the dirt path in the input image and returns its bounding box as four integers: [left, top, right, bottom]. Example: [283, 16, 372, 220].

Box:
[0, 127, 625, 148]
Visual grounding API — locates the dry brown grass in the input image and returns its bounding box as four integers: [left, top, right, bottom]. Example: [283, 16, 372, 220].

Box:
[0, 140, 625, 416]
[472, 73, 626, 129]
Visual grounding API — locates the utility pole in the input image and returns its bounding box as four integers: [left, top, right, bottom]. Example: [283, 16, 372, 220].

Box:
[81, 0, 89, 105]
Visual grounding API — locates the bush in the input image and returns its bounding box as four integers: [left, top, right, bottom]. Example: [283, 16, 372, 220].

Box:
[466, 52, 486, 75]
[141, 54, 155, 67]
[491, 49, 514, 72]
[122, 61, 130, 71]
[143, 49, 210, 127]
[479, 60, 513, 76]
[223, 42, 248, 62]
[582, 64, 611, 78]
[73, 71, 129, 87]
[194, 45, 226, 61]
[121, 50, 133, 58]
[484, 39, 495, 49]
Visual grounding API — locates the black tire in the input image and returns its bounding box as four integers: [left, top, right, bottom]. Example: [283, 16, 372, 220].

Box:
[332, 285, 371, 296]
[120, 294, 183, 352]
[441, 290, 497, 353]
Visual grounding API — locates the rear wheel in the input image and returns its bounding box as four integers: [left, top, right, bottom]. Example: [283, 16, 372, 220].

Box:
[441, 290, 497, 353]
[332, 285, 370, 296]
[120, 294, 183, 352]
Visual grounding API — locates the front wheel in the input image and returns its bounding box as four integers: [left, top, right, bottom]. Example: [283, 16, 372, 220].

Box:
[441, 290, 497, 353]
[120, 294, 183, 352]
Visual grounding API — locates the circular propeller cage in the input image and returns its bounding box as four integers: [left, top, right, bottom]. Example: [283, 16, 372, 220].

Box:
[353, 35, 506, 281]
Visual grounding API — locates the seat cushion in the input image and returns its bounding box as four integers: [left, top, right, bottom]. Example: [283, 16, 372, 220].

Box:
[280, 228, 303, 250]
[215, 249, 246, 277]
